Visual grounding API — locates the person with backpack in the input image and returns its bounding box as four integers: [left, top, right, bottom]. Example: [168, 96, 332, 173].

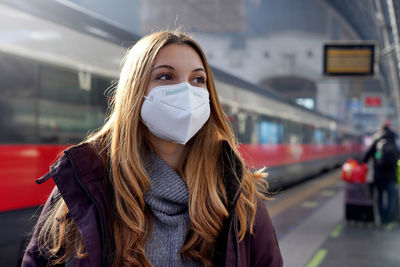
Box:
[363, 122, 399, 225]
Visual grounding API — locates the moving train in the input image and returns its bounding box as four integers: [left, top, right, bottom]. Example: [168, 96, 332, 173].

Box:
[0, 0, 362, 265]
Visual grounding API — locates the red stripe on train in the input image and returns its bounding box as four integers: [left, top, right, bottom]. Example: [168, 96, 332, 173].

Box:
[0, 145, 70, 212]
[0, 143, 362, 212]
[238, 143, 362, 168]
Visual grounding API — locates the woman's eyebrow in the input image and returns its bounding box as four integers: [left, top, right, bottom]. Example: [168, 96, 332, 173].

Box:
[193, 67, 206, 73]
[152, 64, 174, 71]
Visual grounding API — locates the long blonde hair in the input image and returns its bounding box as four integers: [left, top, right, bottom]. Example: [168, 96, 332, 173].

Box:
[37, 31, 268, 266]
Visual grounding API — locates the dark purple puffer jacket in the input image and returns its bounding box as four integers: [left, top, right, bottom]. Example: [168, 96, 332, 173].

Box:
[22, 142, 283, 267]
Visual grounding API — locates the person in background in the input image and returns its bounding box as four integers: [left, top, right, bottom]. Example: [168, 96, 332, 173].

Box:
[22, 31, 283, 267]
[363, 121, 399, 226]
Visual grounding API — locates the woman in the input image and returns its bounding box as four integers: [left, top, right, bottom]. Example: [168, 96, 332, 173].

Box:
[22, 31, 282, 267]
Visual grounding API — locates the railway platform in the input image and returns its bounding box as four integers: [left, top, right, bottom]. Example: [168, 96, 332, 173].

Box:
[266, 170, 400, 267]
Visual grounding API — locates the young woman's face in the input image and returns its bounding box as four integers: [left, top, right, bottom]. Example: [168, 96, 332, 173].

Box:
[146, 43, 207, 95]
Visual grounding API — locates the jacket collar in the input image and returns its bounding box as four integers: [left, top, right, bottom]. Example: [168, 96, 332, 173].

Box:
[63, 142, 112, 235]
[37, 143, 109, 266]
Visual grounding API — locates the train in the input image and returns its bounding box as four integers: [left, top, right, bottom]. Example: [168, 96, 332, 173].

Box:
[0, 0, 362, 265]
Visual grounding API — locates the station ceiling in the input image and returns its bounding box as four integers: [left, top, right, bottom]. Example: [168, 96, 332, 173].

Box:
[328, 0, 380, 41]
[327, 0, 400, 67]
[328, 0, 400, 119]
[328, 0, 400, 43]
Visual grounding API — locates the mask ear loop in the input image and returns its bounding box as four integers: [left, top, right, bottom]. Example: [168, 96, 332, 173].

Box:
[143, 95, 153, 101]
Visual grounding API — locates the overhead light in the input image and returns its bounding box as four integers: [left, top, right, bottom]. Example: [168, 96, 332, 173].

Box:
[30, 31, 62, 40]
[85, 25, 111, 39]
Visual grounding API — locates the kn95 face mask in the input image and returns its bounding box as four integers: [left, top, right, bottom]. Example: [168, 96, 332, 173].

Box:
[140, 82, 210, 145]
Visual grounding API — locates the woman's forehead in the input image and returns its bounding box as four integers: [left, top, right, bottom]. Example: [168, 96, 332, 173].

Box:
[153, 43, 204, 69]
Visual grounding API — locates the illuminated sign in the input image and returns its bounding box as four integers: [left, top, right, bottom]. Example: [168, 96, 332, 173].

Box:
[364, 96, 382, 107]
[361, 94, 384, 111]
[323, 43, 376, 76]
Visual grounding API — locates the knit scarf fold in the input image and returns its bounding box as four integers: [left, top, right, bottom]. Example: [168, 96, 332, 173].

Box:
[143, 151, 201, 267]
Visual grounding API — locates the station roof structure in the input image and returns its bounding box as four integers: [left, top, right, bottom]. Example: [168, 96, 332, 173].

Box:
[328, 0, 400, 121]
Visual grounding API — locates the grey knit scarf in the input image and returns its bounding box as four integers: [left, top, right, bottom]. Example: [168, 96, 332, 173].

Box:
[143, 152, 202, 267]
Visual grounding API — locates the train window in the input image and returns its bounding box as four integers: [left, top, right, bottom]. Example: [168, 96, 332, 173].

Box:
[237, 110, 253, 144]
[328, 130, 337, 145]
[220, 105, 257, 144]
[281, 120, 289, 143]
[37, 66, 108, 144]
[250, 113, 260, 144]
[259, 121, 276, 144]
[284, 120, 302, 144]
[314, 129, 326, 145]
[302, 124, 314, 144]
[222, 104, 239, 136]
[91, 76, 112, 111]
[40, 66, 89, 105]
[258, 116, 283, 144]
[0, 53, 37, 144]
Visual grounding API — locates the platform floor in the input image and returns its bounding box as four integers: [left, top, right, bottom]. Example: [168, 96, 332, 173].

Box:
[265, 170, 400, 267]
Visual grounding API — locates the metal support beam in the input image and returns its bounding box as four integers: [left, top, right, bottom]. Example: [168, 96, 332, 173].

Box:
[386, 0, 400, 127]
[375, 0, 400, 129]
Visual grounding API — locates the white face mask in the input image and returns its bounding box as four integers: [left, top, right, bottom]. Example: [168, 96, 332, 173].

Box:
[141, 82, 210, 145]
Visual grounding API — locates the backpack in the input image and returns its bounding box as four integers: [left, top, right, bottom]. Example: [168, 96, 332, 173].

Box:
[374, 138, 399, 168]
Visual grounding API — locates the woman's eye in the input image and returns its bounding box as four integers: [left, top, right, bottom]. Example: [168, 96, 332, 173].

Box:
[193, 76, 206, 84]
[156, 74, 172, 80]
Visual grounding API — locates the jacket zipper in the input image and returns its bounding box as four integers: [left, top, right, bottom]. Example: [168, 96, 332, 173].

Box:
[233, 213, 240, 267]
[65, 152, 106, 267]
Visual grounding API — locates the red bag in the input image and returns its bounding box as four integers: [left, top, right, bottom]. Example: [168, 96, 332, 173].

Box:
[342, 159, 368, 183]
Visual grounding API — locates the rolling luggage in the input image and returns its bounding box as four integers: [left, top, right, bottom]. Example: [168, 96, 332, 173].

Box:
[344, 182, 374, 222]
[342, 159, 374, 222]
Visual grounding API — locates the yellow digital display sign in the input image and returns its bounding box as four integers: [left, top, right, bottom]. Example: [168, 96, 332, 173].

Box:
[323, 44, 375, 76]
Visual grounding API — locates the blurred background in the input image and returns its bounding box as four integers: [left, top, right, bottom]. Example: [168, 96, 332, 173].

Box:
[67, 0, 399, 132]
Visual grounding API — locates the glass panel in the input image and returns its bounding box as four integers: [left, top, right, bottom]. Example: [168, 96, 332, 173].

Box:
[237, 110, 252, 143]
[0, 53, 37, 143]
[38, 66, 110, 144]
[314, 129, 325, 145]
